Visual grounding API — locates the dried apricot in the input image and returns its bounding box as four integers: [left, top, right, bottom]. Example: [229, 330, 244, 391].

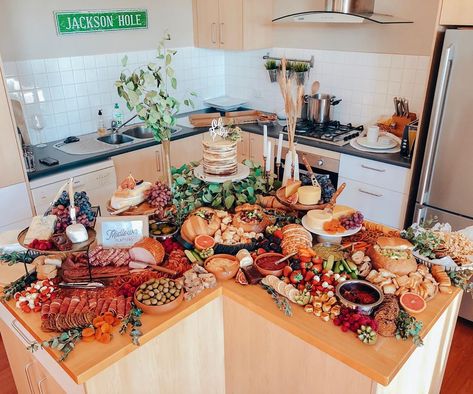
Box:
[82, 327, 95, 338]
[100, 322, 112, 334]
[98, 332, 111, 344]
[82, 335, 95, 343]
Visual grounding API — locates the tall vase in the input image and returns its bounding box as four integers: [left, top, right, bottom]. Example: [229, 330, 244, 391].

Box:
[162, 139, 172, 187]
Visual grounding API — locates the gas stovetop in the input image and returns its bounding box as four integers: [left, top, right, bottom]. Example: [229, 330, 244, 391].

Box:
[283, 120, 364, 146]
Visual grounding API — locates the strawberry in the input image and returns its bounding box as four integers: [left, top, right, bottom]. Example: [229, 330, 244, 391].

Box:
[283, 266, 293, 277]
[299, 256, 312, 264]
[304, 271, 315, 282]
[312, 256, 323, 264]
[289, 271, 303, 284]
[273, 229, 283, 239]
[257, 248, 266, 255]
[297, 283, 306, 291]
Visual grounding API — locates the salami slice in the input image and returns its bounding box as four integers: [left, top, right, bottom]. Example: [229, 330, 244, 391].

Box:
[108, 298, 118, 316]
[100, 298, 112, 315]
[40, 303, 50, 320]
[67, 297, 80, 315]
[125, 296, 132, 317]
[49, 298, 61, 314]
[117, 295, 125, 319]
[59, 298, 71, 315]
[74, 298, 87, 314]
[95, 298, 105, 316]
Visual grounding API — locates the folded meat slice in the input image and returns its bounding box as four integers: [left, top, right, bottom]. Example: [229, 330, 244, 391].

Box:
[129, 237, 165, 265]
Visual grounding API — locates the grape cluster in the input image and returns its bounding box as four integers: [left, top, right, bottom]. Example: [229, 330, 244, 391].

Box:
[147, 181, 172, 210]
[317, 175, 336, 203]
[51, 191, 95, 232]
[340, 211, 364, 230]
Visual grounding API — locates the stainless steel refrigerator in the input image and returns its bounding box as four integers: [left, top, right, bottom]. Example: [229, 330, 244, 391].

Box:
[414, 29, 473, 321]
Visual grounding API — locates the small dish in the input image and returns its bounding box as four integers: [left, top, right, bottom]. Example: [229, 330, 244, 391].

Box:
[204, 254, 239, 280]
[134, 290, 184, 315]
[254, 253, 287, 276]
[336, 280, 384, 315]
[149, 220, 178, 241]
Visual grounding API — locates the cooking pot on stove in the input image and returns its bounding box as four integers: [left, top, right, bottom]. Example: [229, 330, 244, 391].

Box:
[305, 94, 342, 123]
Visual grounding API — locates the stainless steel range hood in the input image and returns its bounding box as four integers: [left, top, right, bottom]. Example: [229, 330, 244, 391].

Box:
[273, 0, 413, 25]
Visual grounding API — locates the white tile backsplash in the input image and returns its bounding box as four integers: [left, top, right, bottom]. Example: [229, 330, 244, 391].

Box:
[225, 48, 429, 126]
[5, 46, 428, 145]
[6, 47, 226, 144]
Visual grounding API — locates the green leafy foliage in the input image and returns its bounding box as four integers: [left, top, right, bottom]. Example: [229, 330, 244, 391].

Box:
[401, 220, 442, 259]
[261, 283, 292, 316]
[395, 309, 424, 347]
[28, 328, 83, 362]
[171, 160, 281, 224]
[449, 270, 473, 292]
[293, 62, 310, 72]
[264, 59, 278, 70]
[116, 31, 195, 142]
[120, 304, 143, 346]
[1, 272, 37, 302]
[0, 250, 35, 266]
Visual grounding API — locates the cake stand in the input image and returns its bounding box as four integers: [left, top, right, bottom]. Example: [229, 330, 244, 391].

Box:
[194, 163, 250, 184]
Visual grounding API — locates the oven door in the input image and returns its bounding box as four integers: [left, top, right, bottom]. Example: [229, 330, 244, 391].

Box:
[279, 147, 340, 187]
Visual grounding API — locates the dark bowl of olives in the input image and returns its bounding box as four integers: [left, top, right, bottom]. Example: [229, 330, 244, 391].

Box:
[149, 220, 178, 241]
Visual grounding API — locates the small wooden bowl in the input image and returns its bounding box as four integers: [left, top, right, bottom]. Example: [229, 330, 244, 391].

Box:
[254, 253, 287, 277]
[134, 289, 184, 315]
[204, 254, 239, 281]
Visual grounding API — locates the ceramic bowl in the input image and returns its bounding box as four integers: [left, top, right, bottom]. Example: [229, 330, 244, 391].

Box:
[254, 252, 287, 277]
[134, 288, 184, 315]
[204, 254, 240, 280]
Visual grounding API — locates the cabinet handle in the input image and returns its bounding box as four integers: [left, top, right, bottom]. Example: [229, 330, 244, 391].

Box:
[156, 151, 161, 172]
[25, 362, 34, 394]
[220, 23, 224, 45]
[358, 188, 383, 198]
[211, 22, 217, 44]
[361, 164, 386, 173]
[38, 377, 47, 394]
[11, 319, 34, 345]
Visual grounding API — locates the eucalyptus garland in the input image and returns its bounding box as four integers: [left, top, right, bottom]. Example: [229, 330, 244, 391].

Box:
[1, 272, 37, 302]
[395, 309, 424, 347]
[28, 328, 82, 362]
[119, 304, 143, 346]
[171, 160, 281, 224]
[261, 283, 292, 317]
[0, 249, 35, 266]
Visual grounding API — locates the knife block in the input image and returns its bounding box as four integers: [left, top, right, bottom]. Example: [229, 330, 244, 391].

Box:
[378, 113, 417, 138]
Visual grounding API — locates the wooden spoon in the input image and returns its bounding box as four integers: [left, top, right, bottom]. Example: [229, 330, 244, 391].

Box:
[311, 81, 320, 95]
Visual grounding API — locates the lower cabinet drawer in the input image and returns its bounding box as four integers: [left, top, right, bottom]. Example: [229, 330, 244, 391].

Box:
[337, 177, 407, 228]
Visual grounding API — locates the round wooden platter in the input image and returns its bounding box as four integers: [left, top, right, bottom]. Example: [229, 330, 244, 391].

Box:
[17, 227, 96, 254]
[106, 200, 157, 216]
[275, 183, 346, 212]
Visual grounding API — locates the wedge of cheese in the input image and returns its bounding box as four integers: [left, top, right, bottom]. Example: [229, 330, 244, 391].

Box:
[24, 216, 57, 244]
[285, 179, 301, 198]
[332, 205, 355, 220]
[298, 186, 321, 205]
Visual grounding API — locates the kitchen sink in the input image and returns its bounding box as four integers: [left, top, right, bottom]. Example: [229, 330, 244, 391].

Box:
[123, 125, 154, 139]
[97, 134, 134, 145]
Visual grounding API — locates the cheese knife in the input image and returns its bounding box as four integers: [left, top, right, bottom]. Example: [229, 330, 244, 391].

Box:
[301, 154, 321, 188]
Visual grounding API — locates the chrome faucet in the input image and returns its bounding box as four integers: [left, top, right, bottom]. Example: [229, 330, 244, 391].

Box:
[111, 114, 138, 133]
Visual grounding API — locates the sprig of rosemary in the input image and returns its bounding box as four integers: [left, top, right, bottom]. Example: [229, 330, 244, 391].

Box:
[120, 304, 143, 346]
[395, 309, 424, 347]
[261, 283, 292, 317]
[28, 328, 83, 362]
[1, 272, 37, 302]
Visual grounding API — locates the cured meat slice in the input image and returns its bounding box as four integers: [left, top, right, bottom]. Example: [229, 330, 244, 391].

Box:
[59, 297, 71, 315]
[117, 295, 125, 319]
[40, 303, 50, 320]
[88, 297, 97, 312]
[125, 296, 132, 317]
[74, 298, 87, 314]
[67, 297, 80, 315]
[100, 298, 112, 315]
[95, 298, 105, 316]
[50, 299, 61, 315]
[108, 298, 118, 316]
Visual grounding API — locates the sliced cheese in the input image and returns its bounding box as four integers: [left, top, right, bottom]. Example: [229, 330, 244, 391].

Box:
[332, 205, 355, 220]
[24, 215, 57, 244]
[285, 179, 301, 198]
[111, 181, 152, 209]
[307, 210, 333, 230]
[298, 186, 321, 205]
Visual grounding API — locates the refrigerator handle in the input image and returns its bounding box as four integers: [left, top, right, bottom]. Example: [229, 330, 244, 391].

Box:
[413, 206, 425, 224]
[418, 44, 455, 205]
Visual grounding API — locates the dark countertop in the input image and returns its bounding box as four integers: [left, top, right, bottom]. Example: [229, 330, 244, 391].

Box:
[27, 109, 410, 181]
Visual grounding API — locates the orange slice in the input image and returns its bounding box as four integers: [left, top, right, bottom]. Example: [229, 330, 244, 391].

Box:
[400, 292, 426, 314]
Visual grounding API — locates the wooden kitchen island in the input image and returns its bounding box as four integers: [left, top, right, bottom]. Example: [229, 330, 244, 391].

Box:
[0, 279, 462, 394]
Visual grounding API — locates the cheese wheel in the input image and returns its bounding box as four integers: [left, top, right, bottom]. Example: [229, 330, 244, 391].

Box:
[307, 210, 333, 230]
[297, 186, 321, 205]
[332, 205, 355, 219]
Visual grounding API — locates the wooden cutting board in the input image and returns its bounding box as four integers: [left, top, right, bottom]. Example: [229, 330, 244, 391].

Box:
[189, 112, 221, 127]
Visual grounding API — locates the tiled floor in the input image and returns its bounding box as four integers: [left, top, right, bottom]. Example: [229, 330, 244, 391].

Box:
[0, 318, 472, 393]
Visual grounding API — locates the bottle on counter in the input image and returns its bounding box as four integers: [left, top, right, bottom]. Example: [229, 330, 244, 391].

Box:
[112, 103, 124, 129]
[97, 109, 107, 136]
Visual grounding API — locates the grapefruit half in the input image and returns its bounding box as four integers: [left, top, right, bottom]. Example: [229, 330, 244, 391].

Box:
[400, 292, 426, 314]
[194, 234, 216, 250]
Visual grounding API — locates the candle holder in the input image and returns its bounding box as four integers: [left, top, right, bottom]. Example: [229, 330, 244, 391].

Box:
[262, 156, 267, 179]
[275, 162, 281, 180]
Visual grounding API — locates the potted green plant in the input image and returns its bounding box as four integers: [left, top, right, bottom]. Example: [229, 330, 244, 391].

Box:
[293, 62, 310, 85]
[279, 61, 295, 80]
[264, 59, 278, 83]
[115, 31, 196, 186]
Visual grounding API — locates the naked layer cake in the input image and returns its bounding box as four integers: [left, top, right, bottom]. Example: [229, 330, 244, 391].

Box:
[202, 135, 238, 176]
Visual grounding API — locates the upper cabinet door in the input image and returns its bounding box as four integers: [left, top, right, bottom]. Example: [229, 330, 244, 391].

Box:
[0, 62, 26, 188]
[194, 0, 220, 49]
[219, 0, 243, 50]
[440, 0, 473, 25]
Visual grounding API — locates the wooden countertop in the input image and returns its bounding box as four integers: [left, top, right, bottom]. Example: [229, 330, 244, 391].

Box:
[1, 280, 461, 386]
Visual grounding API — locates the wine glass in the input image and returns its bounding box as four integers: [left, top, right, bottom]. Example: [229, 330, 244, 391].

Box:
[31, 113, 47, 148]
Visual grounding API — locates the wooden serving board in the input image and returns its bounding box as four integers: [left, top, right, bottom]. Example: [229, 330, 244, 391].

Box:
[225, 110, 259, 125]
[275, 183, 346, 212]
[189, 112, 221, 128]
[106, 200, 157, 216]
[17, 227, 96, 253]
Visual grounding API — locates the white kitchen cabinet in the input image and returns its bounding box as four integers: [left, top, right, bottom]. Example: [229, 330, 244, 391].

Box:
[338, 154, 411, 228]
[0, 182, 32, 231]
[237, 131, 250, 163]
[440, 0, 473, 25]
[170, 134, 204, 168]
[193, 0, 273, 50]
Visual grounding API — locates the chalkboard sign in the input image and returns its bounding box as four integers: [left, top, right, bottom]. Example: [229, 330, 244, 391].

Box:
[55, 9, 148, 35]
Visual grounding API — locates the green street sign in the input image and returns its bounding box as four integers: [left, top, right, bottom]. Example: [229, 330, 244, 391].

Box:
[55, 9, 148, 35]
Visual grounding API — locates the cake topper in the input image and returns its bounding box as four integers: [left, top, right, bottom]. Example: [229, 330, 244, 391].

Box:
[209, 118, 228, 141]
